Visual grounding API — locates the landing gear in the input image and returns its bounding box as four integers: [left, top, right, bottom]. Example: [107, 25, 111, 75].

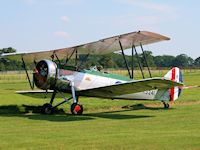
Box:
[71, 103, 83, 115]
[41, 82, 84, 115]
[162, 101, 170, 109]
[41, 103, 53, 114]
[70, 82, 83, 115]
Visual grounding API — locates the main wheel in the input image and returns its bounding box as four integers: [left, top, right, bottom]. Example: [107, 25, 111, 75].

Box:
[41, 103, 54, 114]
[164, 103, 170, 109]
[71, 103, 83, 115]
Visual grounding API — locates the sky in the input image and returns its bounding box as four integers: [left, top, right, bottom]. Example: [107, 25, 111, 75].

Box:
[0, 0, 200, 59]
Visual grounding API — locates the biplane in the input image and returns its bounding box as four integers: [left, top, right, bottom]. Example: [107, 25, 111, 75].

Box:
[3, 31, 183, 115]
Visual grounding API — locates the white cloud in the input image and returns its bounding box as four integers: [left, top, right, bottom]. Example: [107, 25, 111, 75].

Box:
[54, 31, 70, 38]
[60, 16, 70, 23]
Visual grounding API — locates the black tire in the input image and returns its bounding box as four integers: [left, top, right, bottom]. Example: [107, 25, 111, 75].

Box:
[71, 103, 83, 115]
[41, 103, 53, 114]
[164, 103, 170, 109]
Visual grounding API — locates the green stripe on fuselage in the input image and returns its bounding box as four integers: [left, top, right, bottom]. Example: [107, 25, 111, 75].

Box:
[57, 64, 132, 81]
[84, 70, 132, 81]
[57, 64, 77, 71]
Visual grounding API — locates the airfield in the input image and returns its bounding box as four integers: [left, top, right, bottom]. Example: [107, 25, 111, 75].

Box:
[0, 70, 200, 150]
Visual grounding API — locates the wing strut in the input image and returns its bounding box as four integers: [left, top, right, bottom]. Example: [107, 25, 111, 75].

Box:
[119, 40, 132, 79]
[131, 45, 134, 79]
[54, 53, 61, 64]
[51, 51, 61, 64]
[133, 45, 145, 79]
[66, 48, 76, 64]
[21, 57, 34, 89]
[75, 48, 78, 66]
[140, 43, 152, 78]
[77, 53, 90, 70]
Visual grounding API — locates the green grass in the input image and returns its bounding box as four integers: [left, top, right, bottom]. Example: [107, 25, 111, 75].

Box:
[0, 70, 200, 150]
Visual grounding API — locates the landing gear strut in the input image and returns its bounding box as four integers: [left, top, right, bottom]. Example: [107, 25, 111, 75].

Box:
[70, 82, 83, 115]
[162, 101, 170, 109]
[41, 90, 57, 114]
[41, 82, 84, 115]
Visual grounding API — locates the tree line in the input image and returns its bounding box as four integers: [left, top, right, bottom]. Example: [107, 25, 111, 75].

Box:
[83, 51, 200, 69]
[0, 47, 24, 71]
[1, 47, 200, 71]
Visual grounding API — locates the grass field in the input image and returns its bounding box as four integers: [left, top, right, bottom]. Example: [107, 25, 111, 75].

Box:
[0, 70, 200, 150]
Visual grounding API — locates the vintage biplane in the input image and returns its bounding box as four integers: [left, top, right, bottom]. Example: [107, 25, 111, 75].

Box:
[3, 31, 183, 115]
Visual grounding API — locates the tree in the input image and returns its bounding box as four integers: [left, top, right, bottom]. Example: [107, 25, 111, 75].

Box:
[0, 62, 5, 71]
[139, 51, 156, 67]
[112, 54, 127, 68]
[173, 54, 194, 67]
[0, 47, 23, 71]
[154, 55, 175, 67]
[99, 54, 116, 68]
[0, 47, 16, 56]
[194, 57, 200, 67]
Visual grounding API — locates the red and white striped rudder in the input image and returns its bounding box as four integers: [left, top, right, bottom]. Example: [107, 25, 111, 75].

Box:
[164, 67, 183, 101]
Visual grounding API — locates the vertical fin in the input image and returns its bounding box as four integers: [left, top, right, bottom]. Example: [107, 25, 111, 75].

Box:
[164, 67, 183, 101]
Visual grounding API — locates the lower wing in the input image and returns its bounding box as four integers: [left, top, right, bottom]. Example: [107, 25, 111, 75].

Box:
[77, 77, 183, 98]
[16, 90, 54, 98]
[16, 78, 182, 99]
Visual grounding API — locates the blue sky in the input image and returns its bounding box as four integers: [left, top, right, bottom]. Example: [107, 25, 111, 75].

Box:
[0, 0, 200, 58]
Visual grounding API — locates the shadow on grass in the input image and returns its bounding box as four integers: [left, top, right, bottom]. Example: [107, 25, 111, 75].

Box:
[0, 104, 154, 122]
[86, 112, 151, 120]
[85, 103, 169, 119]
[121, 103, 174, 111]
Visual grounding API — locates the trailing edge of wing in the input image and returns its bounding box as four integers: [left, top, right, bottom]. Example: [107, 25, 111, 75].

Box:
[3, 31, 170, 63]
[77, 78, 182, 98]
[16, 90, 54, 98]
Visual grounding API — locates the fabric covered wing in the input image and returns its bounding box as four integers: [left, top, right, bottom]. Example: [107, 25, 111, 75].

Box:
[15, 90, 54, 98]
[4, 31, 170, 63]
[77, 78, 182, 98]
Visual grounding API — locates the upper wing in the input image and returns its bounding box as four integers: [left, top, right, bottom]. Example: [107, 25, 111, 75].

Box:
[77, 77, 182, 98]
[4, 31, 170, 63]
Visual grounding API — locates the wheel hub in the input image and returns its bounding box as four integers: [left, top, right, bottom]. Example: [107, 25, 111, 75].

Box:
[74, 105, 81, 113]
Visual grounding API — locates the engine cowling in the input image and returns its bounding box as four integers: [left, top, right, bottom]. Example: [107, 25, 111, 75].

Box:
[33, 59, 57, 90]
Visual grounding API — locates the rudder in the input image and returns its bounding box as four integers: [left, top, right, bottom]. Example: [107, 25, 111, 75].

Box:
[164, 67, 183, 101]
